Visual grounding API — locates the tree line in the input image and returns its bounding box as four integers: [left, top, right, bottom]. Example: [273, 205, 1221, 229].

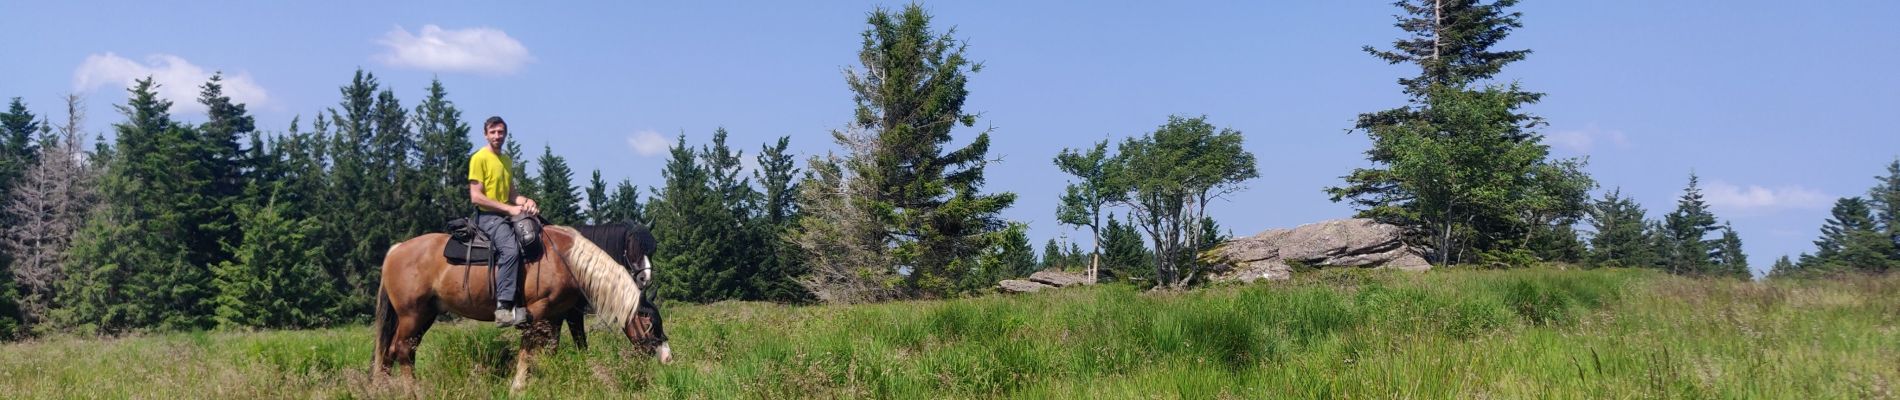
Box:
[0, 1, 1890, 340]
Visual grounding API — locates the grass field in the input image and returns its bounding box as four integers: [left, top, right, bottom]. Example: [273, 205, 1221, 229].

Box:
[2, 267, 1895, 399]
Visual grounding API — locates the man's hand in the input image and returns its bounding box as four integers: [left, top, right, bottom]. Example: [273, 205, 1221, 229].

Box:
[516, 196, 540, 215]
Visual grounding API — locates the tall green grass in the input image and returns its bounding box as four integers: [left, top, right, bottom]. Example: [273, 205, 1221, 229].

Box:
[1, 267, 1893, 399]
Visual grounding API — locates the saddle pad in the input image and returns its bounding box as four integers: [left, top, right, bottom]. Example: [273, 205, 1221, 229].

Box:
[444, 239, 493, 265]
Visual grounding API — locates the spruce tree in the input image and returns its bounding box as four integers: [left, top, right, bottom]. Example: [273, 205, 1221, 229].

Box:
[846, 5, 1016, 297]
[1662, 174, 1720, 275]
[1039, 239, 1063, 270]
[1329, 0, 1591, 266]
[971, 223, 1036, 289]
[1804, 197, 1894, 273]
[699, 129, 762, 300]
[1768, 255, 1800, 278]
[648, 136, 738, 302]
[601, 179, 645, 225]
[535, 144, 582, 225]
[1869, 159, 1900, 264]
[213, 198, 334, 329]
[584, 170, 609, 224]
[1100, 213, 1153, 284]
[1585, 188, 1651, 268]
[61, 77, 195, 333]
[192, 73, 255, 278]
[751, 136, 808, 302]
[0, 98, 41, 212]
[1712, 223, 1749, 279]
[411, 79, 473, 228]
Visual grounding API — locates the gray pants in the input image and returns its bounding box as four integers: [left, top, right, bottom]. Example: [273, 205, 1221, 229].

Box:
[475, 213, 521, 307]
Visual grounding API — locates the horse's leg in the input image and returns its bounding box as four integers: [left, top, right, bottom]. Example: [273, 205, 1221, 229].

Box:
[565, 312, 588, 351]
[510, 319, 556, 393]
[391, 309, 438, 379]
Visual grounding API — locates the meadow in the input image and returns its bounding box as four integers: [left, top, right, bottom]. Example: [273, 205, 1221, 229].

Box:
[2, 267, 1894, 399]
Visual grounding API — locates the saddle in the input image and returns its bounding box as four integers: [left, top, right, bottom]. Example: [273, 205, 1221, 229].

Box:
[442, 215, 545, 266]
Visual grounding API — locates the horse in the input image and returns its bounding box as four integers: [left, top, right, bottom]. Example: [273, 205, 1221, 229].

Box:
[372, 224, 670, 392]
[557, 222, 665, 351]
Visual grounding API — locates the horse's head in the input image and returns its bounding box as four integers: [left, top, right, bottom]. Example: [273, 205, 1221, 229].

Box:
[619, 221, 658, 288]
[624, 296, 671, 363]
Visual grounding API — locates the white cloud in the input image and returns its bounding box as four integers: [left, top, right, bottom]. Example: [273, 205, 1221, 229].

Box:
[1545, 125, 1630, 153]
[72, 53, 269, 114]
[375, 25, 532, 75]
[1703, 180, 1832, 214]
[627, 130, 670, 157]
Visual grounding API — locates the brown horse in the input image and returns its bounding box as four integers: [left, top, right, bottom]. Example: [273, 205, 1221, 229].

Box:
[372, 225, 670, 392]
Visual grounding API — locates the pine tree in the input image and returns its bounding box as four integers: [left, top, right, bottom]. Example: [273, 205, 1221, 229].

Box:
[1869, 159, 1900, 265]
[648, 136, 738, 302]
[971, 223, 1036, 289]
[1039, 239, 1063, 270]
[1803, 197, 1894, 273]
[751, 136, 809, 302]
[584, 170, 609, 224]
[61, 77, 198, 333]
[0, 97, 42, 211]
[1100, 213, 1153, 284]
[412, 79, 473, 228]
[1712, 223, 1750, 279]
[315, 70, 385, 319]
[601, 179, 645, 225]
[846, 5, 1017, 297]
[190, 73, 255, 279]
[535, 145, 582, 225]
[698, 129, 762, 300]
[3, 95, 96, 331]
[213, 198, 335, 329]
[1662, 173, 1720, 275]
[1585, 188, 1652, 268]
[1768, 255, 1800, 278]
[1328, 0, 1589, 266]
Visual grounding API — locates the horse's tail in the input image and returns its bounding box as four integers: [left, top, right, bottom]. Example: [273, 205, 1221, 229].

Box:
[371, 246, 399, 375]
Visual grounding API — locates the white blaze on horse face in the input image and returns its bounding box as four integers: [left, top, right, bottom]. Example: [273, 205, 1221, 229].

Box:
[639, 255, 654, 285]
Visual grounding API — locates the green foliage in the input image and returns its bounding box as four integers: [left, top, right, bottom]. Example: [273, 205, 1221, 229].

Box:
[1869, 159, 1900, 264]
[1333, 0, 1593, 267]
[1801, 197, 1895, 273]
[0, 97, 41, 213]
[1055, 140, 1119, 276]
[750, 136, 809, 303]
[410, 79, 473, 228]
[535, 145, 582, 225]
[977, 223, 1038, 285]
[1100, 213, 1153, 285]
[600, 179, 645, 225]
[1712, 223, 1750, 278]
[34, 268, 1900, 398]
[212, 198, 336, 329]
[648, 135, 740, 303]
[1585, 188, 1653, 268]
[1332, 84, 1576, 266]
[583, 170, 608, 224]
[845, 5, 1016, 298]
[1661, 174, 1722, 275]
[1111, 115, 1256, 288]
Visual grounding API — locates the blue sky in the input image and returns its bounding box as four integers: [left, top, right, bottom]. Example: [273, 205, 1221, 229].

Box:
[3, 1, 1896, 276]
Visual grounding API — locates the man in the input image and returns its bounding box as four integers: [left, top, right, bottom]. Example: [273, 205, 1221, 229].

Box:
[468, 116, 539, 327]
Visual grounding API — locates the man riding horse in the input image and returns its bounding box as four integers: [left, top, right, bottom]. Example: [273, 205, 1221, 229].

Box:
[468, 115, 537, 327]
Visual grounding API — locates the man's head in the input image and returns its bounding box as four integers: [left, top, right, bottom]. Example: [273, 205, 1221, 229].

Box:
[484, 116, 508, 151]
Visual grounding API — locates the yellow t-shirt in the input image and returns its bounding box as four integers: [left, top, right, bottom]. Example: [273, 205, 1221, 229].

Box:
[468, 147, 514, 212]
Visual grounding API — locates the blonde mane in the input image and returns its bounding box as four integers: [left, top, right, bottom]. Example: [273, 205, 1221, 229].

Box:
[549, 226, 643, 327]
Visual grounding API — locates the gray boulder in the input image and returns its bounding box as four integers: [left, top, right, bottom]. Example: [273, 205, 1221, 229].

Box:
[1205, 218, 1431, 283]
[998, 279, 1053, 293]
[1028, 270, 1095, 287]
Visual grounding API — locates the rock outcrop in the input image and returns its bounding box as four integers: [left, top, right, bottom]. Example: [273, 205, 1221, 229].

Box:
[1204, 218, 1430, 283]
[997, 270, 1096, 294]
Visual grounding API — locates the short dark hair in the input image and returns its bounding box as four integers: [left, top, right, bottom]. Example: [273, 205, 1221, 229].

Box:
[484, 116, 507, 130]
